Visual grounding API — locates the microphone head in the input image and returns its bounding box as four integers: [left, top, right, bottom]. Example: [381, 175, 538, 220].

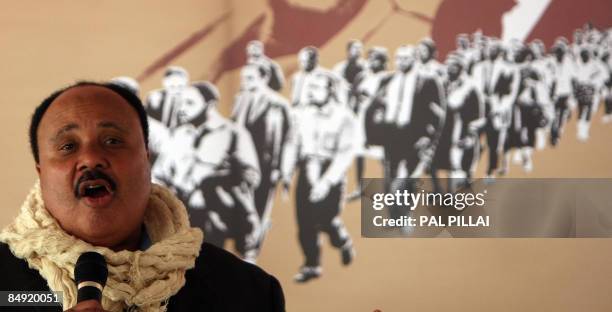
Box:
[75, 252, 108, 287]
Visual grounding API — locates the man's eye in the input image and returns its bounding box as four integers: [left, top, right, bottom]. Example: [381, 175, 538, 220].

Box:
[105, 138, 122, 145]
[59, 143, 75, 152]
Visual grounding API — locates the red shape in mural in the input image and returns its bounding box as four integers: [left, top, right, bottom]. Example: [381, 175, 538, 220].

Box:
[431, 0, 516, 60]
[431, 0, 612, 60]
[525, 0, 612, 47]
[208, 0, 368, 82]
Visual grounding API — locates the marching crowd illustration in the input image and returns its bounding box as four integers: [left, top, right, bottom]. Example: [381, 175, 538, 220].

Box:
[111, 23, 612, 283]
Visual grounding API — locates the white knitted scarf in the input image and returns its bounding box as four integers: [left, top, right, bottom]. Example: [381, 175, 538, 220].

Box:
[0, 182, 204, 312]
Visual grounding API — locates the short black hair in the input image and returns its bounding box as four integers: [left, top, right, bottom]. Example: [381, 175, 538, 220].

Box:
[419, 38, 437, 57]
[193, 81, 220, 103]
[29, 81, 149, 163]
[346, 39, 360, 51]
[301, 46, 319, 62]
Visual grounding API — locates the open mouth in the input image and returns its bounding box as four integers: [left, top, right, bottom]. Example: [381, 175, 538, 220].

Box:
[73, 170, 117, 208]
[78, 179, 113, 199]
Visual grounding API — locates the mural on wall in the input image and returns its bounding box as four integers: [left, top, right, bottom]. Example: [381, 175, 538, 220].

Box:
[110, 0, 612, 283]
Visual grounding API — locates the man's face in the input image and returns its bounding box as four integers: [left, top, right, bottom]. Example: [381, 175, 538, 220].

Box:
[367, 53, 383, 72]
[162, 74, 188, 96]
[241, 66, 264, 92]
[299, 50, 316, 72]
[580, 49, 591, 62]
[247, 42, 263, 58]
[574, 31, 583, 44]
[554, 46, 566, 61]
[307, 75, 330, 106]
[417, 44, 430, 62]
[177, 87, 206, 124]
[457, 36, 469, 50]
[489, 45, 501, 60]
[348, 42, 362, 59]
[36, 86, 151, 249]
[447, 62, 461, 81]
[530, 42, 544, 58]
[473, 32, 483, 47]
[479, 42, 490, 59]
[395, 47, 415, 72]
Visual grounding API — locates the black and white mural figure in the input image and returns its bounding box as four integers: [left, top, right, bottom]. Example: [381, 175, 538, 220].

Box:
[416, 38, 448, 192]
[573, 43, 605, 142]
[348, 47, 389, 200]
[472, 31, 487, 56]
[291, 46, 323, 107]
[292, 46, 349, 118]
[503, 45, 550, 174]
[463, 31, 488, 76]
[528, 39, 555, 150]
[281, 72, 358, 283]
[482, 40, 519, 179]
[145, 66, 190, 163]
[583, 27, 612, 125]
[455, 33, 471, 60]
[432, 53, 485, 191]
[470, 35, 492, 99]
[572, 29, 585, 59]
[152, 82, 262, 263]
[246, 40, 285, 92]
[232, 64, 292, 255]
[549, 38, 576, 146]
[417, 38, 446, 79]
[369, 45, 445, 219]
[601, 36, 612, 124]
[333, 39, 367, 104]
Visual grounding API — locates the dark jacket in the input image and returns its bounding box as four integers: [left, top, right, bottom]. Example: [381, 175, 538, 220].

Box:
[365, 73, 445, 147]
[0, 242, 285, 311]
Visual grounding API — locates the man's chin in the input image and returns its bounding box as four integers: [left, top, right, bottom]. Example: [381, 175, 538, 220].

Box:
[71, 201, 123, 242]
[79, 193, 115, 209]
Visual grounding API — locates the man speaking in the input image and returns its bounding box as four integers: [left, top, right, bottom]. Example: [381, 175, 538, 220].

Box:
[0, 82, 284, 311]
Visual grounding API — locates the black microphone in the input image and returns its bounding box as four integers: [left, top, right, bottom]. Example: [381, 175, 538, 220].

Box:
[74, 252, 108, 303]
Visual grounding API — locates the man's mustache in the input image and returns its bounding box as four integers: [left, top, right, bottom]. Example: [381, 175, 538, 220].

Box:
[74, 169, 117, 198]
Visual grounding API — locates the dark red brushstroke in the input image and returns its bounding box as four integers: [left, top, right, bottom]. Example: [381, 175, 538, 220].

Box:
[401, 10, 434, 25]
[208, 0, 368, 82]
[208, 14, 267, 83]
[362, 10, 395, 44]
[388, 0, 433, 24]
[525, 0, 612, 48]
[431, 0, 516, 60]
[137, 11, 232, 82]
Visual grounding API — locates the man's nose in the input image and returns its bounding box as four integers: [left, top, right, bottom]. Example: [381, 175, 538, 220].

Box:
[77, 143, 110, 171]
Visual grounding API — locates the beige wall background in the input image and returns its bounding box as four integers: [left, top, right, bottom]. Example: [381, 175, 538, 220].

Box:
[1, 1, 611, 311]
